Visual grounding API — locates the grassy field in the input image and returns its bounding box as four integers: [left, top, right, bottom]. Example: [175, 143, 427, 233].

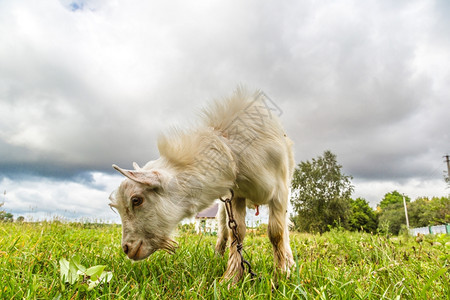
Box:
[0, 222, 449, 299]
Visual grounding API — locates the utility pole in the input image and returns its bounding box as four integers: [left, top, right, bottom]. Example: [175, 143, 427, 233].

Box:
[445, 155, 450, 180]
[403, 195, 409, 229]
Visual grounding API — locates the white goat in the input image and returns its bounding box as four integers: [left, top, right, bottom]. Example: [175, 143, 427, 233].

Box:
[110, 88, 295, 282]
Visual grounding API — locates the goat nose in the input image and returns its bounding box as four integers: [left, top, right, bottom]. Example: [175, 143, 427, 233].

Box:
[122, 243, 129, 254]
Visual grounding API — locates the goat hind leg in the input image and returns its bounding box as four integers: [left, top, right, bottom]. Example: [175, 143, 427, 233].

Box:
[215, 202, 228, 256]
[268, 197, 295, 277]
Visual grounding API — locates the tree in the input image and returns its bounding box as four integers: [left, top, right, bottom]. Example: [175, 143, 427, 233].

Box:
[378, 203, 405, 235]
[290, 150, 354, 233]
[348, 198, 378, 233]
[0, 201, 14, 222]
[408, 197, 432, 228]
[430, 196, 450, 224]
[377, 191, 410, 235]
[379, 190, 410, 210]
[409, 196, 450, 227]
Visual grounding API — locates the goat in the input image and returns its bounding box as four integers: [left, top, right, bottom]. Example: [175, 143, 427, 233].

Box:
[110, 87, 295, 282]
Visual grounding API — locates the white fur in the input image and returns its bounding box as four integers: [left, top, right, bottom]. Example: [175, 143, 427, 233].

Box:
[111, 87, 295, 282]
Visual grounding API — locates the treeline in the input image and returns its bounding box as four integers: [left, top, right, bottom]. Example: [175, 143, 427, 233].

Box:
[290, 151, 450, 235]
[378, 192, 449, 234]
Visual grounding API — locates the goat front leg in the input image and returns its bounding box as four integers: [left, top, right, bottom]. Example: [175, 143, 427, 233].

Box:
[215, 202, 228, 256]
[222, 196, 246, 283]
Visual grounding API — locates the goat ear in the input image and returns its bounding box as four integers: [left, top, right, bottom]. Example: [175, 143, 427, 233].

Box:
[112, 164, 164, 187]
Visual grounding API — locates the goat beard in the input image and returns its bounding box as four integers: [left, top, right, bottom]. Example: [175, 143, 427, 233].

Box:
[160, 238, 178, 254]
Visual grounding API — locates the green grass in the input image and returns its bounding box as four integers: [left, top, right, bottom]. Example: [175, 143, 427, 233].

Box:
[1, 222, 449, 299]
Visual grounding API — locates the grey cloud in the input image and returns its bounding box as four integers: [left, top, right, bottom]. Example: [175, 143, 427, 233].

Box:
[0, 0, 448, 217]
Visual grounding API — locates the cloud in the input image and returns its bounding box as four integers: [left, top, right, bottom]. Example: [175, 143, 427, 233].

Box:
[1, 173, 122, 222]
[0, 0, 449, 219]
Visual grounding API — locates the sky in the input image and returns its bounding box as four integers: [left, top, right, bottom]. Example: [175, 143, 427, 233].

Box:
[0, 0, 449, 223]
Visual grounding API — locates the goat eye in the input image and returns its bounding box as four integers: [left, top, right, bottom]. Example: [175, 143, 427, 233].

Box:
[131, 196, 143, 207]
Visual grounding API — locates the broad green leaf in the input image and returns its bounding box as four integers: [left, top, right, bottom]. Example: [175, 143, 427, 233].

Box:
[86, 265, 106, 281]
[59, 258, 70, 282]
[59, 256, 112, 290]
[59, 258, 79, 284]
[99, 271, 113, 283]
[71, 254, 86, 273]
[68, 260, 80, 284]
[87, 271, 113, 290]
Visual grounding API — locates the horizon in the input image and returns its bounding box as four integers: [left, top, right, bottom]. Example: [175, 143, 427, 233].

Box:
[1, 0, 449, 221]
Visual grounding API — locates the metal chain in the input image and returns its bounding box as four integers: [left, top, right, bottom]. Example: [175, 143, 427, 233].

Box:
[220, 189, 257, 279]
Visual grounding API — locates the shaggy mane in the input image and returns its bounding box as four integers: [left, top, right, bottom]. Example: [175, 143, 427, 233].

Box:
[157, 127, 218, 167]
[200, 87, 263, 132]
[157, 87, 261, 168]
